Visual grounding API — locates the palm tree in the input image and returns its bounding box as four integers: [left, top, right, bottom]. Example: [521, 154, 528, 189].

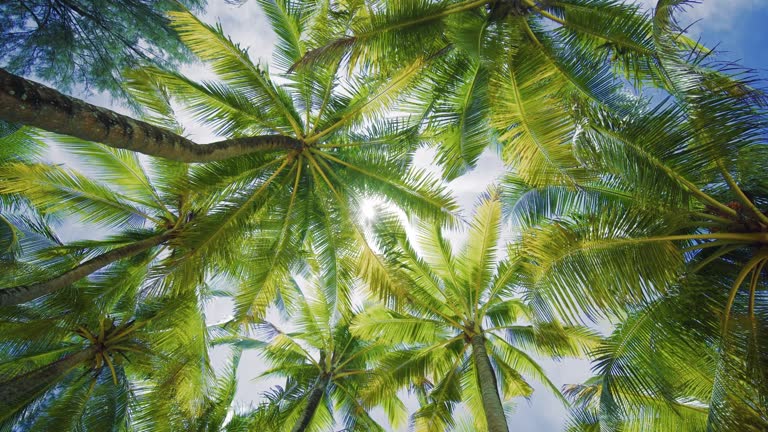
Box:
[1, 4, 456, 319]
[294, 0, 704, 185]
[502, 9, 768, 429]
[0, 134, 204, 306]
[561, 273, 767, 431]
[125, 5, 457, 318]
[351, 193, 598, 431]
[0, 271, 211, 428]
[503, 3, 768, 325]
[215, 277, 404, 432]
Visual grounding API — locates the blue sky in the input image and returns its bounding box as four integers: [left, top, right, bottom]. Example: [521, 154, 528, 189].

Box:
[679, 1, 768, 71]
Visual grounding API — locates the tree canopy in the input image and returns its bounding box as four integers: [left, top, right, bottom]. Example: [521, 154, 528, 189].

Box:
[0, 0, 767, 430]
[1, 0, 206, 101]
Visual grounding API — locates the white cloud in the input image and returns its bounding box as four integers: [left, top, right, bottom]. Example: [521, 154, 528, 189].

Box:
[202, 1, 276, 62]
[635, 0, 763, 31]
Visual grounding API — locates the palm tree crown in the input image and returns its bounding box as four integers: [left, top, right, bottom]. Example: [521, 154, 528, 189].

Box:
[125, 5, 458, 319]
[215, 277, 404, 432]
[352, 193, 598, 431]
[296, 0, 700, 186]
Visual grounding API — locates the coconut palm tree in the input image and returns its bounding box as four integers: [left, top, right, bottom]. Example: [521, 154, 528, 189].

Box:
[127, 5, 457, 318]
[507, 125, 768, 427]
[1, 3, 456, 318]
[502, 9, 768, 429]
[350, 193, 598, 431]
[561, 293, 712, 432]
[503, 5, 768, 325]
[562, 272, 767, 431]
[293, 0, 708, 186]
[0, 268, 211, 428]
[214, 275, 405, 432]
[0, 132, 207, 306]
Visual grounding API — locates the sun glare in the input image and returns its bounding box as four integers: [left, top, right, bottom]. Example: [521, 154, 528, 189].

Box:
[360, 197, 381, 220]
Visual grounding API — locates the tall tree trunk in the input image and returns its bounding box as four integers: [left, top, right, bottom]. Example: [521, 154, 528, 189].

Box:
[0, 345, 99, 421]
[0, 233, 169, 306]
[470, 334, 509, 432]
[0, 68, 302, 162]
[291, 375, 329, 432]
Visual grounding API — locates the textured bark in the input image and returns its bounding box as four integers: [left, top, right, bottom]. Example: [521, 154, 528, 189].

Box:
[0, 233, 169, 306]
[0, 68, 302, 162]
[291, 376, 329, 432]
[470, 334, 509, 432]
[0, 345, 98, 420]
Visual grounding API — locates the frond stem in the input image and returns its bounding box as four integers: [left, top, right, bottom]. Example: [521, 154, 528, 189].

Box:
[77, 326, 97, 344]
[102, 352, 119, 385]
[722, 252, 768, 334]
[522, 21, 607, 109]
[180, 156, 289, 257]
[693, 212, 734, 225]
[681, 240, 731, 253]
[304, 151, 339, 197]
[689, 244, 743, 274]
[582, 233, 768, 253]
[523, 1, 654, 56]
[717, 161, 768, 226]
[314, 150, 450, 212]
[333, 336, 358, 369]
[334, 343, 381, 372]
[594, 126, 737, 217]
[332, 370, 369, 379]
[105, 321, 147, 345]
[311, 58, 342, 133]
[748, 259, 766, 319]
[356, 0, 490, 37]
[272, 156, 303, 257]
[305, 58, 426, 144]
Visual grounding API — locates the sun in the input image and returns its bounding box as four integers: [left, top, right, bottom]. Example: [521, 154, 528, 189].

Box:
[360, 197, 381, 221]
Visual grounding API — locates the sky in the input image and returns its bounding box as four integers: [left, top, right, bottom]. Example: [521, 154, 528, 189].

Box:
[30, 0, 768, 430]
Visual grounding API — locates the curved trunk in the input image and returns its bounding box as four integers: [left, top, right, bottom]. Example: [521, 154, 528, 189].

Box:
[470, 334, 509, 432]
[0, 233, 169, 306]
[291, 375, 329, 432]
[0, 345, 98, 421]
[0, 69, 302, 162]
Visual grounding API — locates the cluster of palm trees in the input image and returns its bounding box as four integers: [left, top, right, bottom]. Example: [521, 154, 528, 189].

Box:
[0, 0, 766, 430]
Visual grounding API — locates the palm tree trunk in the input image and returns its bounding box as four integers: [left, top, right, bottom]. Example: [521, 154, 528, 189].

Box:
[0, 345, 98, 420]
[0, 233, 169, 306]
[0, 68, 302, 162]
[291, 375, 329, 432]
[470, 334, 509, 432]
